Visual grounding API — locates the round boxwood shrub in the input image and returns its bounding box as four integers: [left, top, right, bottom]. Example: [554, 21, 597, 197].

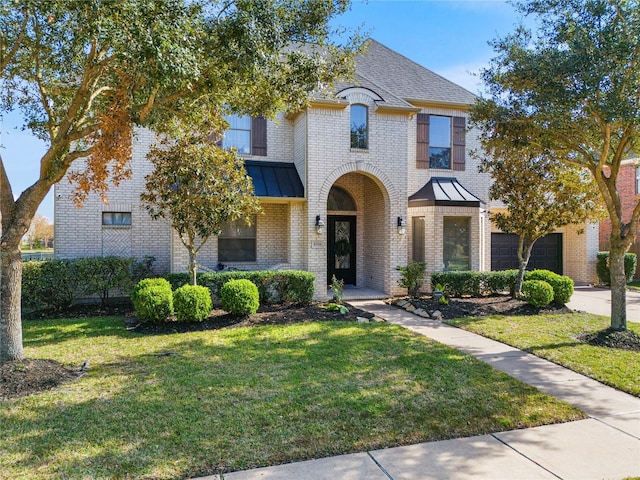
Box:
[173, 284, 212, 322]
[220, 279, 260, 315]
[525, 270, 574, 305]
[521, 280, 554, 308]
[131, 278, 173, 323]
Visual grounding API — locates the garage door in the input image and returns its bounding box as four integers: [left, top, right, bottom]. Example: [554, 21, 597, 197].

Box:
[491, 233, 563, 274]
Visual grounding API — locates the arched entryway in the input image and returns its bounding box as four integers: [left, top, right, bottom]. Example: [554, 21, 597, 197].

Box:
[325, 172, 390, 293]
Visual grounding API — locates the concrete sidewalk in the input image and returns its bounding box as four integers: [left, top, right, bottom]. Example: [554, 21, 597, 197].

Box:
[198, 301, 640, 480]
[568, 285, 640, 322]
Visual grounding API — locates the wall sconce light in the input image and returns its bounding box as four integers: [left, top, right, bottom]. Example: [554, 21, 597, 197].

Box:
[397, 216, 407, 235]
[315, 215, 326, 235]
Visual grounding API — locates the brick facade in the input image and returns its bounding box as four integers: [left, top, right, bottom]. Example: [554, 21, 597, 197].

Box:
[54, 40, 597, 298]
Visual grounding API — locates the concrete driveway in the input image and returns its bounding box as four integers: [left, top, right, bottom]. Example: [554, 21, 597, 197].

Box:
[567, 286, 640, 323]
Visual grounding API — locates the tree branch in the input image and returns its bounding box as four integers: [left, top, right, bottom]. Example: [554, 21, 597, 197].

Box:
[0, 8, 29, 72]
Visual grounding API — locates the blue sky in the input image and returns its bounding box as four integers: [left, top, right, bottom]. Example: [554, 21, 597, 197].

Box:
[1, 0, 525, 222]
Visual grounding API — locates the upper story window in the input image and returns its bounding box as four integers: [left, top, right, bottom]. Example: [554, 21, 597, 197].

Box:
[636, 164, 640, 194]
[429, 116, 451, 169]
[417, 114, 466, 170]
[222, 114, 267, 156]
[102, 212, 131, 226]
[350, 104, 368, 149]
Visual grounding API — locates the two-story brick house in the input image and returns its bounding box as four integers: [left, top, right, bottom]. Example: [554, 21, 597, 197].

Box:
[54, 39, 598, 298]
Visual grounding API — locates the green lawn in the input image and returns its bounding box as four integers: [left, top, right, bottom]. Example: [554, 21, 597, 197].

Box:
[628, 280, 640, 291]
[447, 313, 640, 396]
[0, 316, 584, 480]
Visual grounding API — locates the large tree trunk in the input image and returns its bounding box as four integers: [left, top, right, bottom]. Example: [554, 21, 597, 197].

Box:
[609, 241, 628, 331]
[0, 242, 24, 362]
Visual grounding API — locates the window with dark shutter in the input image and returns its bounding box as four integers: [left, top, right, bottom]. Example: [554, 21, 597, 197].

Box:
[416, 113, 430, 169]
[452, 116, 466, 171]
[251, 116, 267, 156]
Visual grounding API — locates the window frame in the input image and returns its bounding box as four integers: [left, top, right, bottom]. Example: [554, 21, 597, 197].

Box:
[221, 115, 267, 156]
[429, 115, 452, 169]
[443, 216, 471, 271]
[416, 114, 465, 171]
[222, 114, 252, 154]
[636, 164, 640, 194]
[218, 215, 257, 263]
[350, 104, 368, 150]
[102, 212, 132, 226]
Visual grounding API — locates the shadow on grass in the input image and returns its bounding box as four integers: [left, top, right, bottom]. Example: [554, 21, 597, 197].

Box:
[23, 316, 137, 348]
[3, 322, 584, 479]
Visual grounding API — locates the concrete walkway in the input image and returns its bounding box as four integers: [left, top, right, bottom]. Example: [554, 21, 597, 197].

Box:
[197, 301, 640, 480]
[568, 285, 640, 322]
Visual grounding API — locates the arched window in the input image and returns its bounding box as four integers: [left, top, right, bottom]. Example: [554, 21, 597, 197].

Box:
[327, 186, 356, 211]
[350, 104, 368, 149]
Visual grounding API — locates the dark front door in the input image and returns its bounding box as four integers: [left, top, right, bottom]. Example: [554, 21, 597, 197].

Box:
[328, 215, 356, 285]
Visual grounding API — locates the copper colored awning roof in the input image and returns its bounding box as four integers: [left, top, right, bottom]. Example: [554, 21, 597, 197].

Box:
[409, 177, 481, 207]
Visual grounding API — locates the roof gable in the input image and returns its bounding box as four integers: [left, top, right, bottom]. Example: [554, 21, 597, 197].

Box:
[351, 39, 477, 107]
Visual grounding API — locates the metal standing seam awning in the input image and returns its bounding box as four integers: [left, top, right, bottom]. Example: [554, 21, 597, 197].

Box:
[408, 177, 481, 207]
[244, 160, 304, 199]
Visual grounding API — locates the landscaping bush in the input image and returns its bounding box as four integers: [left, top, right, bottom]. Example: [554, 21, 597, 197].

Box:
[521, 280, 554, 307]
[173, 285, 212, 322]
[131, 278, 173, 323]
[596, 251, 638, 285]
[485, 270, 519, 295]
[220, 279, 260, 315]
[525, 270, 574, 305]
[396, 261, 427, 298]
[431, 271, 483, 297]
[22, 259, 80, 311]
[272, 271, 315, 304]
[75, 256, 135, 306]
[165, 270, 314, 305]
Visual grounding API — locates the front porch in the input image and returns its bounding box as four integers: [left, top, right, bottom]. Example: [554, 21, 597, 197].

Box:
[328, 285, 389, 301]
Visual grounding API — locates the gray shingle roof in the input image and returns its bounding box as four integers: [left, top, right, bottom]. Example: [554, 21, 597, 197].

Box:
[345, 39, 477, 106]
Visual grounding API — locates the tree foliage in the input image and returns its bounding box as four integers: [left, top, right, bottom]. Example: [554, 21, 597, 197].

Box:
[0, 0, 358, 362]
[474, 0, 640, 329]
[474, 144, 603, 295]
[142, 125, 262, 286]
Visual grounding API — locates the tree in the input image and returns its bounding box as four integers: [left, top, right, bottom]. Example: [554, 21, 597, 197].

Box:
[474, 0, 640, 330]
[26, 214, 54, 249]
[142, 125, 261, 286]
[474, 145, 603, 295]
[0, 0, 358, 362]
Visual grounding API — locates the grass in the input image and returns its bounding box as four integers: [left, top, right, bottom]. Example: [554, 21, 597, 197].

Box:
[447, 313, 640, 396]
[0, 316, 584, 480]
[627, 280, 640, 291]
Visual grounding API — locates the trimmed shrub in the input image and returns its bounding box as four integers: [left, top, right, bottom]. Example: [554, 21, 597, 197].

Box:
[220, 279, 260, 315]
[165, 270, 315, 305]
[485, 270, 519, 295]
[596, 252, 638, 285]
[430, 271, 482, 297]
[521, 280, 554, 307]
[525, 270, 574, 305]
[396, 261, 427, 298]
[272, 271, 315, 304]
[75, 256, 134, 306]
[22, 259, 80, 312]
[131, 278, 173, 323]
[173, 285, 212, 322]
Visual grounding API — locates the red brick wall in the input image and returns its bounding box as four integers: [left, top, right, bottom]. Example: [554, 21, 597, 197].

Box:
[598, 162, 640, 278]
